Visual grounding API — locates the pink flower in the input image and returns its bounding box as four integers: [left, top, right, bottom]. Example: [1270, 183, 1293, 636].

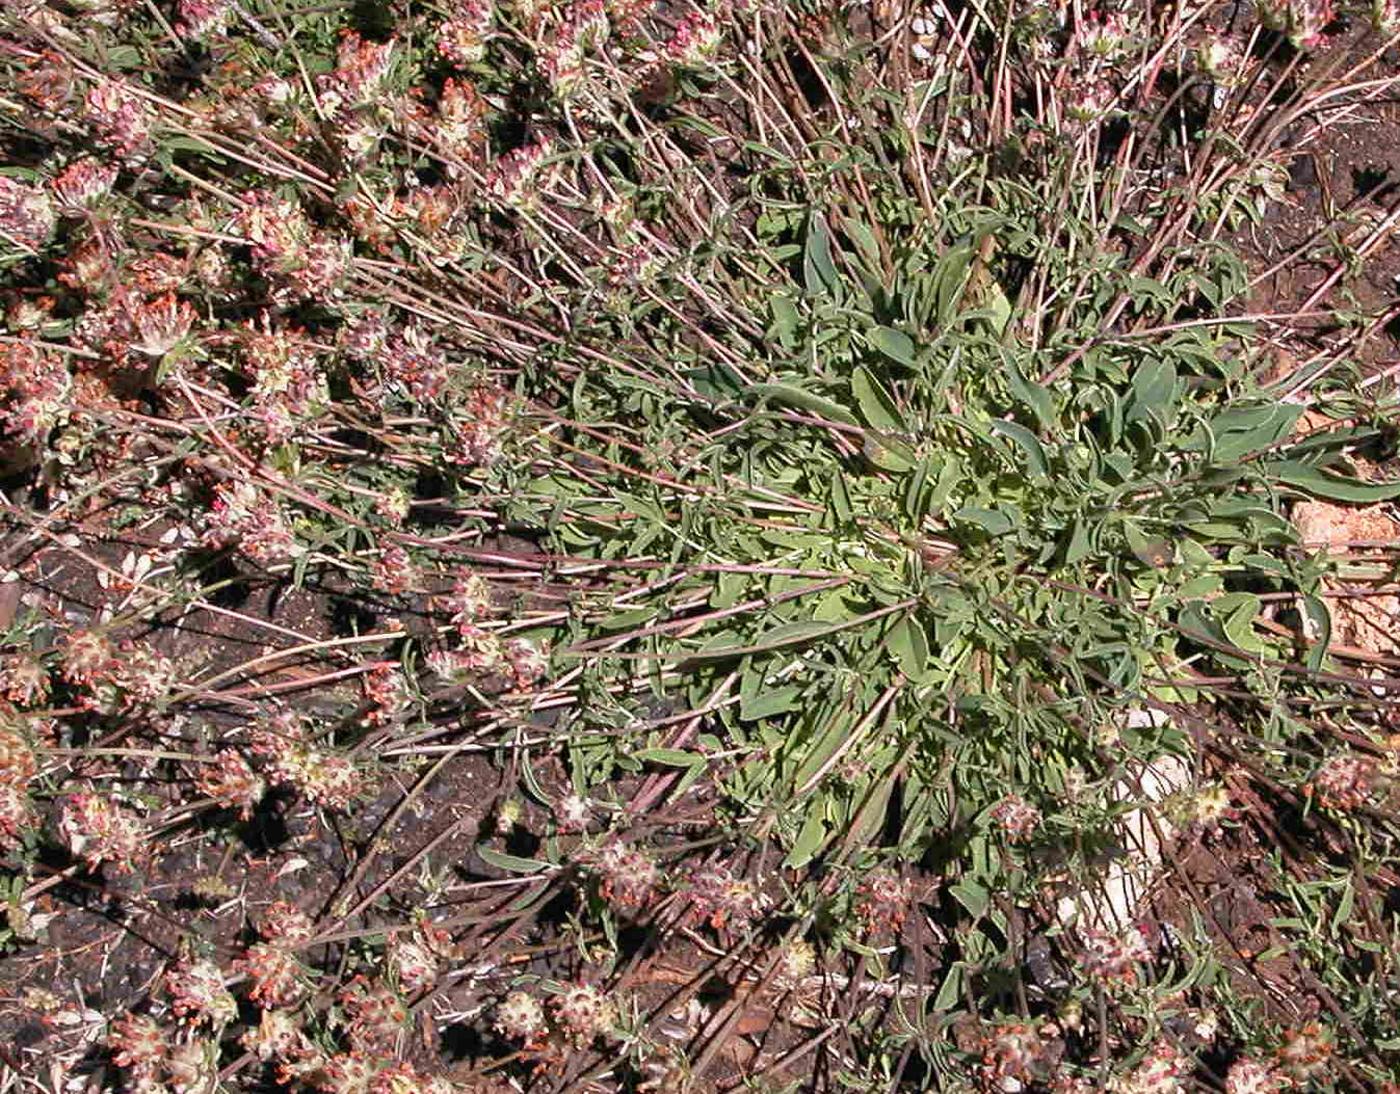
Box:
[177, 0, 232, 38]
[84, 81, 153, 159]
[484, 137, 554, 209]
[129, 292, 196, 357]
[437, 3, 493, 66]
[319, 32, 396, 113]
[0, 177, 55, 251]
[50, 159, 119, 216]
[663, 9, 722, 67]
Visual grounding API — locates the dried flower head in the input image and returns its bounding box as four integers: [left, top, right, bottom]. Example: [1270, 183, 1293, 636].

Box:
[178, 0, 233, 38]
[372, 544, 418, 595]
[446, 572, 493, 629]
[979, 1018, 1059, 1092]
[108, 1012, 167, 1074]
[0, 653, 51, 708]
[1226, 1058, 1284, 1094]
[494, 989, 547, 1044]
[687, 863, 767, 931]
[238, 941, 308, 1009]
[990, 794, 1042, 843]
[0, 783, 37, 851]
[195, 750, 266, 818]
[554, 792, 592, 833]
[166, 958, 238, 1027]
[775, 938, 816, 988]
[165, 1037, 217, 1092]
[484, 138, 554, 210]
[241, 1006, 315, 1064]
[321, 32, 396, 112]
[591, 840, 662, 910]
[438, 3, 493, 66]
[1309, 753, 1375, 811]
[388, 932, 441, 994]
[663, 9, 722, 67]
[84, 80, 153, 159]
[1079, 924, 1154, 988]
[259, 900, 315, 945]
[0, 725, 36, 786]
[58, 791, 144, 872]
[854, 870, 912, 937]
[1275, 1022, 1333, 1082]
[504, 637, 548, 687]
[552, 982, 615, 1044]
[203, 481, 301, 565]
[339, 976, 408, 1052]
[1110, 1039, 1185, 1093]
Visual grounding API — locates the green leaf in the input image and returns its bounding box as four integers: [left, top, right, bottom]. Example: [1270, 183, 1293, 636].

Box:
[686, 361, 744, 400]
[687, 619, 834, 663]
[784, 805, 829, 869]
[1189, 403, 1303, 463]
[863, 433, 916, 473]
[934, 963, 964, 1010]
[598, 607, 658, 632]
[749, 383, 859, 425]
[768, 295, 800, 348]
[869, 326, 916, 366]
[851, 367, 906, 431]
[830, 470, 853, 524]
[842, 216, 883, 271]
[1064, 519, 1092, 565]
[983, 280, 1012, 335]
[885, 616, 929, 679]
[476, 846, 551, 874]
[990, 419, 1048, 479]
[953, 506, 1014, 536]
[1128, 359, 1177, 424]
[934, 244, 974, 325]
[634, 748, 706, 768]
[1122, 521, 1171, 567]
[1300, 595, 1331, 672]
[1218, 592, 1265, 653]
[951, 878, 990, 918]
[740, 685, 804, 721]
[803, 213, 841, 297]
[1268, 461, 1400, 503]
[160, 135, 228, 161]
[1002, 350, 1056, 431]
